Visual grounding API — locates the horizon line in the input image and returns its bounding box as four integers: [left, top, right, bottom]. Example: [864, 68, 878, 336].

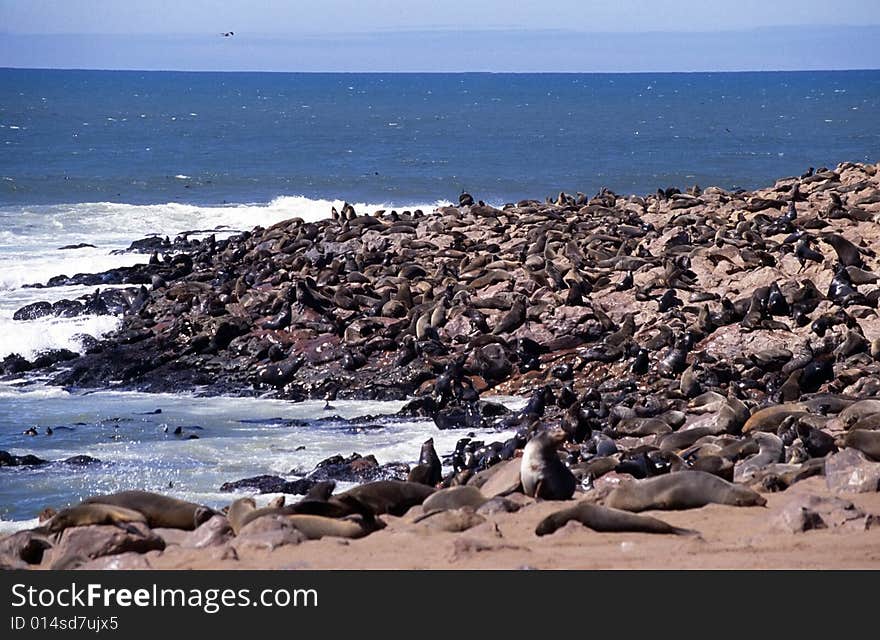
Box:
[4, 23, 880, 37]
[3, 66, 880, 74]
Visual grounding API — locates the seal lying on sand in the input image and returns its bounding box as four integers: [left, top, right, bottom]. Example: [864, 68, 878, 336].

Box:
[535, 501, 698, 536]
[604, 470, 766, 512]
[227, 497, 381, 539]
[84, 490, 216, 530]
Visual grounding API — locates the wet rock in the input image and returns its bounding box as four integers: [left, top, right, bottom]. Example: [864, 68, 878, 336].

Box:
[219, 475, 315, 495]
[1, 353, 33, 375]
[0, 451, 49, 467]
[30, 349, 79, 369]
[12, 301, 53, 321]
[825, 449, 880, 493]
[305, 453, 410, 483]
[61, 455, 102, 466]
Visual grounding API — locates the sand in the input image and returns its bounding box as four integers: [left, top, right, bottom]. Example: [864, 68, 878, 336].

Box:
[74, 477, 880, 570]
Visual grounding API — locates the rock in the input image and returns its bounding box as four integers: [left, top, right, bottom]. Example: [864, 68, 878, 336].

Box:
[476, 496, 523, 516]
[414, 508, 486, 533]
[75, 551, 155, 570]
[0, 530, 52, 566]
[825, 449, 880, 493]
[233, 515, 307, 551]
[182, 515, 233, 548]
[219, 475, 315, 495]
[306, 453, 409, 483]
[470, 458, 522, 497]
[45, 523, 165, 567]
[62, 455, 102, 466]
[773, 494, 866, 532]
[0, 451, 49, 467]
[1, 353, 32, 375]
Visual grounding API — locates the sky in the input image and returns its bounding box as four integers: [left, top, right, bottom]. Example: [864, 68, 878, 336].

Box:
[1, 0, 879, 71]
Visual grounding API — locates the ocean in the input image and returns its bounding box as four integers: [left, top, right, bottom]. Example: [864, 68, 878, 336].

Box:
[0, 68, 878, 525]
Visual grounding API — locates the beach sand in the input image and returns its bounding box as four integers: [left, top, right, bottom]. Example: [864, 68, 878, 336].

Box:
[65, 477, 880, 570]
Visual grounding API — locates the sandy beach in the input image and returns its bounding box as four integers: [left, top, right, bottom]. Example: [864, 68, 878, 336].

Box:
[30, 476, 875, 570]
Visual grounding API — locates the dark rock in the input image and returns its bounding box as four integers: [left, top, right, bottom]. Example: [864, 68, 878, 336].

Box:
[0, 451, 49, 467]
[219, 475, 316, 495]
[305, 453, 409, 483]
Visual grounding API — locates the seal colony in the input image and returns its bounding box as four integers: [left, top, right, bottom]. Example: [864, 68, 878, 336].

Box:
[4, 160, 880, 569]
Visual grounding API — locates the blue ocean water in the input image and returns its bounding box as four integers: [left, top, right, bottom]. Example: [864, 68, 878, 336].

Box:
[2, 69, 879, 207]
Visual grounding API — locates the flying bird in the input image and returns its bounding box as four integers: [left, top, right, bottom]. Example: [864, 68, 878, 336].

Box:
[221, 31, 234, 37]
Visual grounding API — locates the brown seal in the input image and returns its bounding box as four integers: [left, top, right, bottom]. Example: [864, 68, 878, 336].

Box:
[84, 490, 216, 530]
[38, 503, 148, 535]
[535, 501, 698, 536]
[604, 470, 766, 512]
[839, 430, 880, 460]
[521, 428, 576, 500]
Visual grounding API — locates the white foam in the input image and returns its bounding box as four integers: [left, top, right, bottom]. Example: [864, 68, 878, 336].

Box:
[0, 517, 39, 535]
[0, 314, 121, 360]
[0, 250, 149, 291]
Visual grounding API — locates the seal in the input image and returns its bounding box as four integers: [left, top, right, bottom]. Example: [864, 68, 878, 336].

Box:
[742, 403, 809, 434]
[84, 490, 216, 530]
[279, 513, 380, 539]
[422, 485, 488, 511]
[520, 429, 576, 500]
[535, 501, 698, 536]
[839, 430, 880, 461]
[733, 432, 784, 482]
[336, 480, 435, 516]
[408, 437, 442, 486]
[229, 497, 381, 539]
[604, 470, 767, 512]
[38, 503, 148, 535]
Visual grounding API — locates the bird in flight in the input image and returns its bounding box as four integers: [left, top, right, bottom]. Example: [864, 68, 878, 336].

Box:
[221, 31, 234, 37]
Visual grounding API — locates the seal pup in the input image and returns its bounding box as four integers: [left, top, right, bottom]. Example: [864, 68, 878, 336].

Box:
[604, 470, 766, 512]
[520, 428, 576, 500]
[535, 501, 698, 537]
[84, 490, 216, 530]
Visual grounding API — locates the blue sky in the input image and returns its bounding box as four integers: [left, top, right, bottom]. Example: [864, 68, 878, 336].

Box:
[1, 1, 879, 71]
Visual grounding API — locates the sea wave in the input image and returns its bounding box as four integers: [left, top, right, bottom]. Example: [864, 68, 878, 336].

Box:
[1, 195, 450, 243]
[0, 314, 121, 360]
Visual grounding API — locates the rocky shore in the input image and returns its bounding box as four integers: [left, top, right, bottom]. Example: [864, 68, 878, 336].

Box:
[4, 161, 880, 569]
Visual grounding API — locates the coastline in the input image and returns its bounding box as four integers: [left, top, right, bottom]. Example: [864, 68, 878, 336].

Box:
[3, 160, 880, 569]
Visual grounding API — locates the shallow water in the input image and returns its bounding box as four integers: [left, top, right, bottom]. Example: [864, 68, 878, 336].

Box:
[0, 382, 523, 529]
